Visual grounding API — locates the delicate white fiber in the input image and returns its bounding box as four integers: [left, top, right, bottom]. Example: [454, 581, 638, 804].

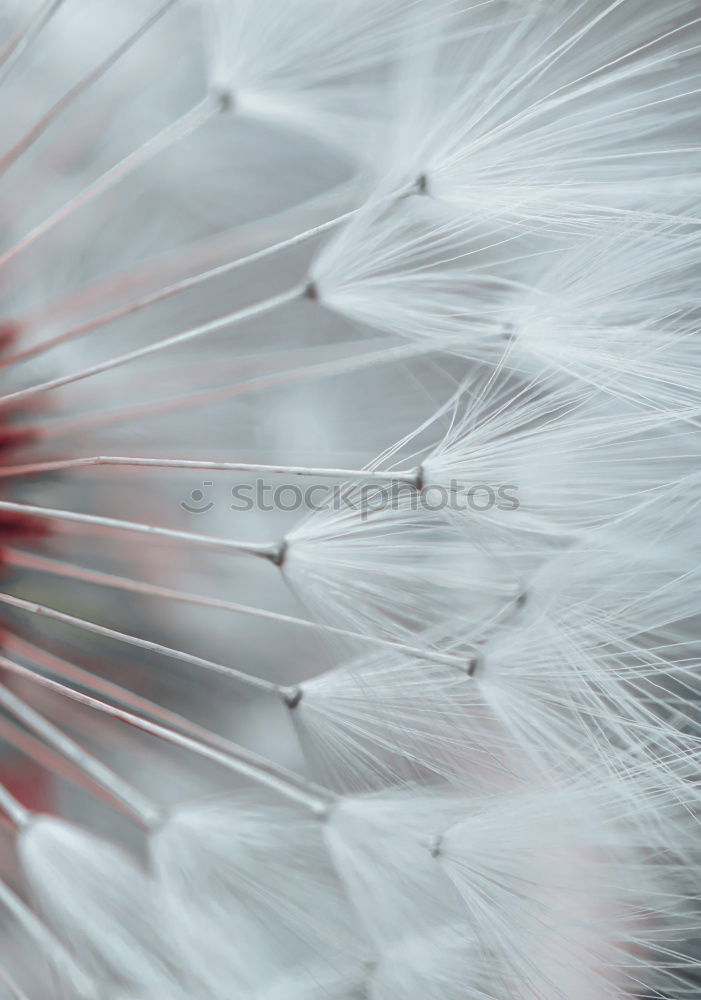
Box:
[18, 816, 185, 998]
[152, 796, 361, 995]
[380, 0, 701, 229]
[284, 483, 518, 641]
[0, 0, 700, 996]
[202, 0, 433, 156]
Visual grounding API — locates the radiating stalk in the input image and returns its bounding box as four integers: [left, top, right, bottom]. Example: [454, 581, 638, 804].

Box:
[0, 454, 423, 487]
[0, 498, 284, 562]
[0, 0, 67, 86]
[0, 286, 303, 410]
[0, 713, 123, 800]
[0, 178, 421, 367]
[0, 209, 355, 367]
[0, 93, 222, 271]
[0, 962, 31, 1000]
[0, 633, 314, 796]
[23, 339, 429, 441]
[0, 781, 30, 830]
[2, 547, 473, 671]
[1, 633, 301, 770]
[0, 653, 333, 815]
[0, 686, 161, 828]
[0, 0, 181, 174]
[0, 590, 288, 693]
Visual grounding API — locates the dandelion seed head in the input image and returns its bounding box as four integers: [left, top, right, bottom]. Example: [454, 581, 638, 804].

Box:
[0, 0, 699, 995]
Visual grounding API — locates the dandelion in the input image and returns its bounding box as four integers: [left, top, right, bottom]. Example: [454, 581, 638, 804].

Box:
[0, 0, 699, 997]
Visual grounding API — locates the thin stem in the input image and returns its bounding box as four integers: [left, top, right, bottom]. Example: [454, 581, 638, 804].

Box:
[0, 881, 96, 999]
[11, 175, 356, 332]
[0, 780, 30, 830]
[0, 653, 333, 815]
[0, 498, 283, 562]
[0, 454, 423, 487]
[26, 339, 430, 442]
[2, 547, 470, 671]
[0, 0, 180, 174]
[0, 178, 420, 368]
[0, 285, 303, 410]
[0, 211, 355, 368]
[0, 0, 67, 86]
[0, 590, 286, 694]
[0, 713, 123, 800]
[0, 685, 161, 829]
[1, 632, 307, 787]
[0, 93, 221, 271]
[0, 963, 30, 1000]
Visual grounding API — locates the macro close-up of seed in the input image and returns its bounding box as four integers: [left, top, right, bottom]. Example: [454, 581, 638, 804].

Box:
[0, 1, 700, 998]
